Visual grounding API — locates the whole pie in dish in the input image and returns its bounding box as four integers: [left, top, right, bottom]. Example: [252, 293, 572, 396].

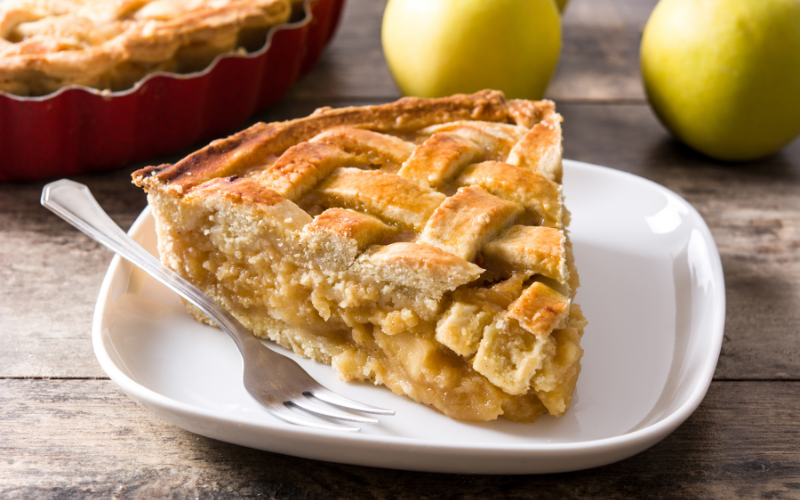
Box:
[132, 90, 587, 423]
[0, 0, 302, 96]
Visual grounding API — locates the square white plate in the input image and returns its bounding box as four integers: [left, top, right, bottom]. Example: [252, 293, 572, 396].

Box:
[93, 160, 725, 474]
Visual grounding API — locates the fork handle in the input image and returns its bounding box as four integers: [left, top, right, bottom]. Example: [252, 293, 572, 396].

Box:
[41, 179, 266, 356]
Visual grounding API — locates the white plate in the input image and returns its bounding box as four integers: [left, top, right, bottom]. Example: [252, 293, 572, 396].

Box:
[93, 160, 725, 474]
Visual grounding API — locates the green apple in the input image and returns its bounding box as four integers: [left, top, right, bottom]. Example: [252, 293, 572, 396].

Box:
[641, 0, 800, 161]
[382, 0, 561, 100]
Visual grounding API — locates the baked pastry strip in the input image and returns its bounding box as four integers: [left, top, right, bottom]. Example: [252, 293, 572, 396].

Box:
[133, 91, 585, 423]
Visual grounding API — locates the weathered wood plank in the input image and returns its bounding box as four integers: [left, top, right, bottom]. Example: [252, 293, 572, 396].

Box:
[0, 102, 348, 379]
[0, 0, 796, 496]
[287, 0, 397, 100]
[0, 97, 341, 379]
[288, 0, 655, 102]
[0, 380, 797, 499]
[0, 169, 147, 379]
[546, 0, 657, 102]
[2, 102, 797, 380]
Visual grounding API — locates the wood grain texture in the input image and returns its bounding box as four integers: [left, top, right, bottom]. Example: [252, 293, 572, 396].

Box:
[0, 168, 158, 379]
[547, 0, 657, 102]
[1, 380, 798, 499]
[3, 103, 797, 380]
[288, 0, 655, 102]
[1, 0, 799, 495]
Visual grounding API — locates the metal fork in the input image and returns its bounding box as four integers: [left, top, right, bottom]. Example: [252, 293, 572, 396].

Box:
[41, 179, 393, 432]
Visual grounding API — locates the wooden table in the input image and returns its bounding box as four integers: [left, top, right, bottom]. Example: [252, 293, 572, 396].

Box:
[2, 0, 799, 497]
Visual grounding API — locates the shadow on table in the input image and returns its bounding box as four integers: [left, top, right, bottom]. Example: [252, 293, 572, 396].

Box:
[163, 394, 793, 500]
[644, 136, 800, 181]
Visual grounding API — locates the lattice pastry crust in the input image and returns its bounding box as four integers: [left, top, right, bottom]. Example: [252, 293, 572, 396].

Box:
[133, 90, 587, 423]
[0, 0, 298, 96]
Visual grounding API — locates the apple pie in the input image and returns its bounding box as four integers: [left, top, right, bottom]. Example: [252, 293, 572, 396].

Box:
[0, 0, 301, 96]
[132, 90, 587, 423]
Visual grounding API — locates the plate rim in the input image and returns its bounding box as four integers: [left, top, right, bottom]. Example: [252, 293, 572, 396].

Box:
[92, 159, 726, 472]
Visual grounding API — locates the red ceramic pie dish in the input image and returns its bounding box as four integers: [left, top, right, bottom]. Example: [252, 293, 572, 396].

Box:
[0, 0, 345, 182]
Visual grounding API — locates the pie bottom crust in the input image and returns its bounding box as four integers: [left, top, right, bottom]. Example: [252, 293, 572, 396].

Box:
[135, 91, 587, 423]
[145, 189, 586, 423]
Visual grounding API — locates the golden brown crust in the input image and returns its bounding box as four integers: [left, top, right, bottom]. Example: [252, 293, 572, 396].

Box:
[360, 242, 483, 294]
[507, 282, 570, 339]
[507, 105, 564, 183]
[456, 161, 562, 227]
[317, 168, 446, 230]
[0, 0, 292, 96]
[259, 142, 358, 201]
[300, 208, 396, 271]
[418, 186, 521, 261]
[132, 90, 545, 193]
[310, 127, 415, 170]
[420, 120, 528, 160]
[185, 175, 285, 207]
[304, 208, 394, 244]
[483, 225, 568, 283]
[397, 133, 483, 188]
[132, 91, 584, 423]
[505, 99, 555, 128]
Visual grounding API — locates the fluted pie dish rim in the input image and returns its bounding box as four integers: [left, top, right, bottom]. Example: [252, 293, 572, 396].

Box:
[0, 0, 305, 99]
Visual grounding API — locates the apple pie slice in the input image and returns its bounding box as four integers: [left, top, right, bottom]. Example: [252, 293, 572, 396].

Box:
[133, 90, 587, 423]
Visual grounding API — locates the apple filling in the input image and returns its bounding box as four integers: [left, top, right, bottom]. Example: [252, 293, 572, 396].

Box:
[134, 92, 587, 423]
